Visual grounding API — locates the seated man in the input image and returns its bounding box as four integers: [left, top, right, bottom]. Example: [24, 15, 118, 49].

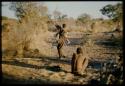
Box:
[71, 47, 88, 75]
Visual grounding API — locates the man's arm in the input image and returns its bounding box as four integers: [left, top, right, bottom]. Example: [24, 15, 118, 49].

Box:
[55, 24, 61, 37]
[54, 31, 59, 38]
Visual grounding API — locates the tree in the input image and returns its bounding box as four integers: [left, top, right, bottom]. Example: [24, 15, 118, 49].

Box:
[77, 13, 92, 29]
[53, 10, 61, 20]
[9, 2, 48, 57]
[62, 14, 67, 19]
[77, 13, 91, 24]
[53, 10, 68, 25]
[100, 3, 123, 22]
[10, 2, 48, 22]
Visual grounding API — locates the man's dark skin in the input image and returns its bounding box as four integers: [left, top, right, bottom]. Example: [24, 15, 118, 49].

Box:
[55, 24, 67, 59]
[71, 47, 88, 75]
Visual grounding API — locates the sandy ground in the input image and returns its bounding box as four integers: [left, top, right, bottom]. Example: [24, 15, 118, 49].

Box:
[2, 31, 122, 84]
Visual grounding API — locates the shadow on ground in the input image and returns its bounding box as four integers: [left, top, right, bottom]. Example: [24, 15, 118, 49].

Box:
[2, 73, 63, 84]
[2, 60, 44, 69]
[2, 55, 106, 71]
[2, 55, 72, 74]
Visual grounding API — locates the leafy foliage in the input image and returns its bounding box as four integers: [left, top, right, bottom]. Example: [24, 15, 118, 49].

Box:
[100, 3, 123, 22]
[8, 2, 49, 57]
[77, 13, 91, 24]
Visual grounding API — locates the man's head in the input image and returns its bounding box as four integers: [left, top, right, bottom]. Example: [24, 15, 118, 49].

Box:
[55, 24, 62, 30]
[62, 24, 66, 28]
[77, 47, 83, 54]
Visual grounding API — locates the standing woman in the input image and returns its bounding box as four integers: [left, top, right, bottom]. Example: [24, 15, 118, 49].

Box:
[55, 24, 69, 59]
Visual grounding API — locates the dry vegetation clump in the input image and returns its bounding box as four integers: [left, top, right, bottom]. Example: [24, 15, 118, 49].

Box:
[2, 2, 51, 59]
[2, 19, 52, 59]
[81, 33, 95, 59]
[110, 33, 123, 47]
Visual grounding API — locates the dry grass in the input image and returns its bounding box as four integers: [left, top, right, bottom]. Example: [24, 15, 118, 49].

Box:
[2, 17, 123, 84]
